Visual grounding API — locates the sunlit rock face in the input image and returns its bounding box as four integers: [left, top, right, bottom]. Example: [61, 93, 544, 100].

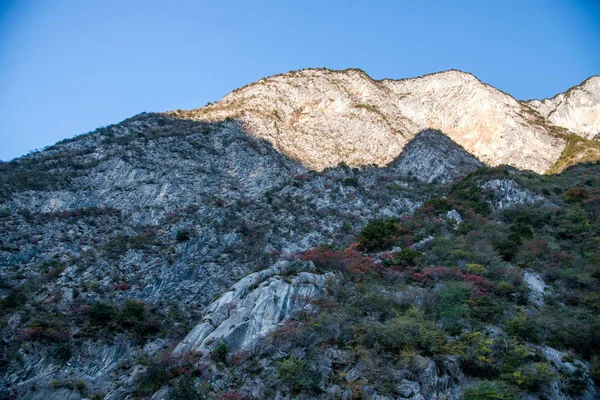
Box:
[526, 76, 600, 140]
[173, 68, 600, 174]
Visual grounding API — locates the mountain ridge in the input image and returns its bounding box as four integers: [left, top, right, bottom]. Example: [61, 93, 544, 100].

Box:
[168, 68, 598, 174]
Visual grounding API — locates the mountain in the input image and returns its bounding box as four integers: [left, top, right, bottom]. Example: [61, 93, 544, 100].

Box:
[0, 69, 599, 400]
[174, 68, 598, 174]
[525, 76, 600, 140]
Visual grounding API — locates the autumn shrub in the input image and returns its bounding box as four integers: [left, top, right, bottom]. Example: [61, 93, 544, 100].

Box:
[454, 332, 496, 377]
[466, 263, 488, 276]
[564, 187, 590, 202]
[300, 244, 374, 274]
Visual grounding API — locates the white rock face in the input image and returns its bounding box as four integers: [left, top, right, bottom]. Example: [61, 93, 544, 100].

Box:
[172, 68, 600, 174]
[173, 261, 336, 355]
[526, 76, 600, 139]
[523, 270, 548, 307]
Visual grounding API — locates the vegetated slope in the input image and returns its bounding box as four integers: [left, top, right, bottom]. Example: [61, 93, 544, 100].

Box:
[1, 68, 599, 399]
[174, 68, 598, 174]
[0, 114, 481, 399]
[171, 162, 600, 400]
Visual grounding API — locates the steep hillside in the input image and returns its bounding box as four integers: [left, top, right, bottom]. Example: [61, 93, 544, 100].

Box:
[1, 68, 599, 400]
[0, 114, 484, 399]
[174, 68, 597, 174]
[525, 76, 600, 140]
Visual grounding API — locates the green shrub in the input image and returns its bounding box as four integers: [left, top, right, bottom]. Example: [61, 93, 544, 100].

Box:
[210, 339, 229, 363]
[504, 362, 555, 391]
[436, 281, 471, 334]
[391, 248, 423, 268]
[342, 177, 359, 187]
[425, 197, 453, 212]
[357, 218, 399, 252]
[463, 381, 516, 400]
[354, 308, 446, 355]
[277, 355, 320, 392]
[88, 302, 117, 324]
[0, 290, 26, 313]
[176, 229, 191, 242]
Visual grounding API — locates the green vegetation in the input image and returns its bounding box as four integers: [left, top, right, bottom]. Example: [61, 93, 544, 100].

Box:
[463, 381, 516, 400]
[277, 355, 320, 392]
[273, 161, 600, 397]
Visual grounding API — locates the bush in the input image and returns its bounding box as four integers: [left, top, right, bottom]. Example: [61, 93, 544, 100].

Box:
[342, 177, 359, 187]
[88, 302, 117, 324]
[466, 263, 488, 276]
[210, 339, 228, 363]
[0, 290, 26, 313]
[564, 187, 589, 202]
[425, 197, 453, 212]
[277, 355, 320, 392]
[357, 218, 399, 252]
[390, 248, 423, 268]
[463, 381, 516, 400]
[176, 229, 191, 242]
[504, 362, 555, 391]
[354, 308, 446, 356]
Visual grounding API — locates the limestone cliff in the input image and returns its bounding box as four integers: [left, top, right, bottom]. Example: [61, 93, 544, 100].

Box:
[173, 69, 598, 174]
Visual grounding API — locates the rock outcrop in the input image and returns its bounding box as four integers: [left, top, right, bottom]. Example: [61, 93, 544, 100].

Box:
[174, 261, 336, 355]
[480, 179, 547, 211]
[388, 129, 482, 184]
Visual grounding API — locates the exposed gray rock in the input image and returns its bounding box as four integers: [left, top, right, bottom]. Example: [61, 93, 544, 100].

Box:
[541, 346, 599, 400]
[396, 379, 420, 398]
[524, 270, 548, 307]
[388, 130, 483, 183]
[480, 179, 546, 211]
[446, 209, 463, 229]
[412, 236, 434, 249]
[174, 261, 337, 354]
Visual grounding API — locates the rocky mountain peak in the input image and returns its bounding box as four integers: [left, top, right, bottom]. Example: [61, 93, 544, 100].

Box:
[173, 68, 597, 174]
[525, 75, 600, 139]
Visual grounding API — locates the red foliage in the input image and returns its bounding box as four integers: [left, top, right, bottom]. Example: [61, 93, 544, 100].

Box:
[17, 326, 71, 342]
[220, 392, 243, 400]
[300, 243, 375, 274]
[520, 239, 549, 258]
[410, 267, 494, 292]
[114, 282, 132, 291]
[294, 174, 310, 181]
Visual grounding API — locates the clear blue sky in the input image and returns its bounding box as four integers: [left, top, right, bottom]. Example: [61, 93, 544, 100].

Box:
[1, 0, 599, 161]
